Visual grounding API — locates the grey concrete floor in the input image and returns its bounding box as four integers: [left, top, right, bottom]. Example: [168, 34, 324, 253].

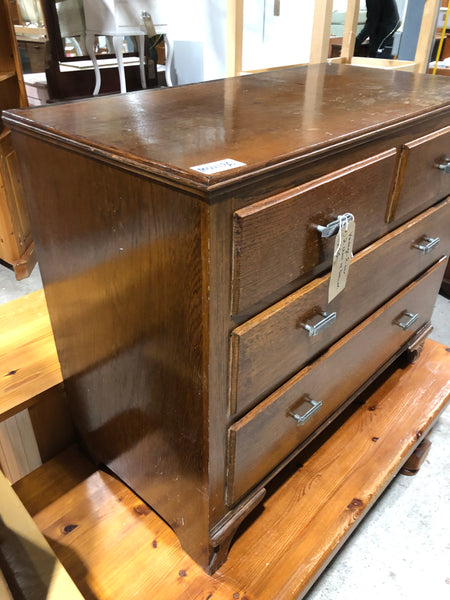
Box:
[1, 262, 449, 598]
[304, 292, 450, 600]
[0, 261, 43, 304]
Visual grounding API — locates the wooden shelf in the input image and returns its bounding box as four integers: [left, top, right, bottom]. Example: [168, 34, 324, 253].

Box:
[0, 71, 16, 82]
[11, 339, 450, 600]
[0, 290, 62, 423]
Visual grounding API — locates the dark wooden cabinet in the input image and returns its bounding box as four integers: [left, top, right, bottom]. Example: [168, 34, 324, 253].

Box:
[4, 64, 450, 573]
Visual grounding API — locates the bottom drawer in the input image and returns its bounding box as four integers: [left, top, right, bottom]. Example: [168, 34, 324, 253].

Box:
[227, 257, 448, 505]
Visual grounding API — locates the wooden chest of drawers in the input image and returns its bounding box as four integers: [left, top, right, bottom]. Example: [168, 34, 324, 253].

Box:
[4, 64, 450, 573]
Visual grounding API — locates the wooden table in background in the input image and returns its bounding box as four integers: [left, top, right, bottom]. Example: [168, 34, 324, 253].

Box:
[13, 339, 450, 600]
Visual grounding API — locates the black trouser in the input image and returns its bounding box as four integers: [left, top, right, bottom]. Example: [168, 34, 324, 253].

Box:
[371, 35, 395, 58]
[371, 19, 401, 59]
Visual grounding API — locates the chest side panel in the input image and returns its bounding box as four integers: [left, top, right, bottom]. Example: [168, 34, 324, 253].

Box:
[12, 131, 212, 566]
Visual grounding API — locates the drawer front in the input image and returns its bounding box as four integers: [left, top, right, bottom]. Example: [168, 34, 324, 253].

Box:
[227, 257, 447, 505]
[230, 198, 450, 416]
[232, 149, 397, 315]
[387, 125, 450, 223]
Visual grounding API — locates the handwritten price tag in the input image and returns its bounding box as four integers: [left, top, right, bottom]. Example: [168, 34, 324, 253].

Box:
[328, 214, 355, 303]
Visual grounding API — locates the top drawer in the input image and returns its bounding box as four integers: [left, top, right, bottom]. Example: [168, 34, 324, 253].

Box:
[231, 149, 397, 315]
[387, 125, 450, 223]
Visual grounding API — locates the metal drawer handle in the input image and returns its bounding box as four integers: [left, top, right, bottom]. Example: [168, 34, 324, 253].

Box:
[394, 311, 419, 330]
[315, 218, 341, 238]
[412, 236, 440, 254]
[289, 396, 322, 426]
[300, 311, 337, 337]
[434, 157, 450, 173]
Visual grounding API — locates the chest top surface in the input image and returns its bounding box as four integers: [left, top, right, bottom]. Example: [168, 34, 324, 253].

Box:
[4, 64, 450, 189]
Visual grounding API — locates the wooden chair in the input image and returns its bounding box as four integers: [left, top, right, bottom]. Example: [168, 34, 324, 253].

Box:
[81, 0, 173, 93]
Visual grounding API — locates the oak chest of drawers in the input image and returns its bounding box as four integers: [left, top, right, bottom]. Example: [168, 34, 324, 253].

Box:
[4, 64, 450, 573]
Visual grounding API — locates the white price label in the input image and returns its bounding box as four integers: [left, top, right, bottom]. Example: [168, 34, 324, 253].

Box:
[328, 213, 355, 303]
[191, 158, 246, 174]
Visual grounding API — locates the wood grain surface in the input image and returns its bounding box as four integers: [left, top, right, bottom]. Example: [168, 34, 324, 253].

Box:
[0, 469, 84, 599]
[227, 258, 447, 503]
[231, 198, 450, 414]
[13, 339, 450, 600]
[5, 63, 450, 573]
[5, 65, 450, 190]
[388, 125, 450, 222]
[0, 289, 62, 421]
[231, 149, 397, 314]
[0, 128, 32, 269]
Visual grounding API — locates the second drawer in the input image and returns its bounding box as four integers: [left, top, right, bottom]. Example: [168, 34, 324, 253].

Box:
[227, 256, 447, 505]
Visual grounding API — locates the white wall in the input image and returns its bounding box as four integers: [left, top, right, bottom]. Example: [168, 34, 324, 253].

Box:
[169, 0, 227, 85]
[169, 0, 315, 85]
[242, 0, 314, 72]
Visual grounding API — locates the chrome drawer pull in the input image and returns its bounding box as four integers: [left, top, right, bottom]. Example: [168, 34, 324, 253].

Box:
[289, 396, 322, 426]
[434, 157, 450, 173]
[394, 311, 419, 330]
[300, 311, 337, 337]
[315, 218, 341, 238]
[412, 236, 440, 254]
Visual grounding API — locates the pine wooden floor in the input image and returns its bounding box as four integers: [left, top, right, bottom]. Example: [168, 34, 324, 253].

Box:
[11, 339, 450, 600]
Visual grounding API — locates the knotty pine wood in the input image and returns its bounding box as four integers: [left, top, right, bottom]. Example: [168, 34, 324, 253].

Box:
[12, 339, 450, 600]
[0, 409, 41, 482]
[0, 571, 13, 600]
[415, 0, 442, 73]
[0, 289, 62, 422]
[0, 129, 33, 274]
[310, 0, 334, 64]
[0, 0, 27, 110]
[0, 0, 33, 278]
[28, 384, 75, 463]
[0, 469, 84, 599]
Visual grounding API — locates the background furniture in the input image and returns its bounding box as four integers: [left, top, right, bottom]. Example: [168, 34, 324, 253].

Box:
[226, 0, 442, 75]
[5, 64, 450, 574]
[329, 3, 366, 36]
[41, 0, 169, 99]
[316, 0, 440, 70]
[82, 0, 172, 93]
[0, 290, 69, 484]
[15, 31, 47, 74]
[55, 0, 86, 56]
[11, 1, 48, 74]
[0, 0, 35, 280]
[83, 0, 146, 94]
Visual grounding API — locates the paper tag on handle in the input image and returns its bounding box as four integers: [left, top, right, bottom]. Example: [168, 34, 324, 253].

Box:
[328, 213, 355, 303]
